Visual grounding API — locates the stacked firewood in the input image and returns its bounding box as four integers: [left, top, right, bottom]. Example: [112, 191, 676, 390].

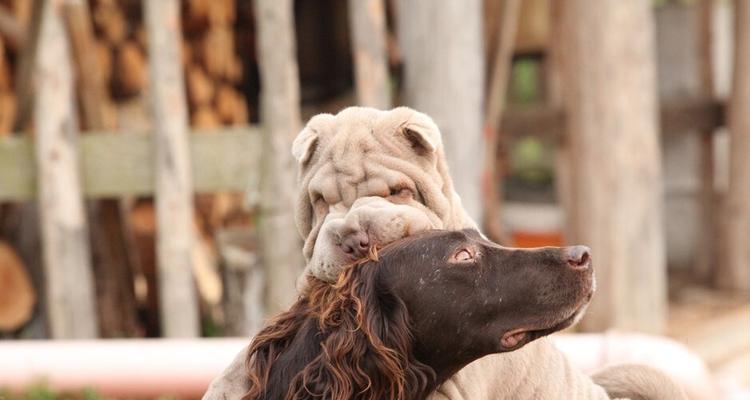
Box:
[88, 0, 249, 128]
[0, 0, 31, 135]
[0, 38, 15, 135]
[86, 0, 253, 336]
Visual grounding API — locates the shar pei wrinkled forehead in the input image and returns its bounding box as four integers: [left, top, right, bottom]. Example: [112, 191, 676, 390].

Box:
[292, 106, 478, 285]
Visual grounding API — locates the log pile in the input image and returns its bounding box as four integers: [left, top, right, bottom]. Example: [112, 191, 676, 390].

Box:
[86, 0, 249, 128]
[0, 0, 31, 135]
[0, 241, 35, 332]
[0, 37, 15, 135]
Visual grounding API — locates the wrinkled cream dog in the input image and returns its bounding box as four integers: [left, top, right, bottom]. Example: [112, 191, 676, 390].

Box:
[203, 107, 686, 400]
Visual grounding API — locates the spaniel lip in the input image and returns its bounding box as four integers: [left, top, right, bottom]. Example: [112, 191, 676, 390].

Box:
[501, 287, 595, 350]
[501, 330, 528, 348]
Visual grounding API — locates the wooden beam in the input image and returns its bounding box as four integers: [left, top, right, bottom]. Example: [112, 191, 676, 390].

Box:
[348, 0, 391, 109]
[498, 98, 725, 141]
[0, 128, 261, 201]
[145, 0, 199, 337]
[33, 0, 97, 338]
[660, 98, 724, 135]
[0, 96, 726, 203]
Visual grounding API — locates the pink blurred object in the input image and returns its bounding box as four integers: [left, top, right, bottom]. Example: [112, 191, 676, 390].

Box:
[1, 334, 747, 399]
[0, 338, 247, 398]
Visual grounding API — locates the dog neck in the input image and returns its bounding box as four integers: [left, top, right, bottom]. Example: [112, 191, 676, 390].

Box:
[256, 310, 457, 400]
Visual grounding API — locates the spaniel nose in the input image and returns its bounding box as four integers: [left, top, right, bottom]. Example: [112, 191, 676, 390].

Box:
[565, 245, 591, 270]
[340, 231, 370, 258]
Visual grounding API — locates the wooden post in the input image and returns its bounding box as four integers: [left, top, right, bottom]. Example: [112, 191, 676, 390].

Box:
[695, 0, 718, 282]
[720, 0, 750, 291]
[348, 0, 391, 109]
[481, 0, 521, 243]
[145, 0, 200, 337]
[399, 0, 484, 222]
[33, 0, 97, 339]
[549, 0, 576, 244]
[561, 0, 666, 332]
[254, 0, 304, 314]
[62, 0, 138, 338]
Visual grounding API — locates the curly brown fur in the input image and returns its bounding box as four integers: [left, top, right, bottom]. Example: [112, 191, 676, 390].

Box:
[242, 256, 434, 400]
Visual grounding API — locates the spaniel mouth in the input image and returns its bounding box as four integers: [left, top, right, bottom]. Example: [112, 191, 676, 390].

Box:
[501, 283, 595, 350]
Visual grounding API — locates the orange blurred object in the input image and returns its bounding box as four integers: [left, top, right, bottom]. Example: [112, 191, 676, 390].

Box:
[511, 230, 563, 248]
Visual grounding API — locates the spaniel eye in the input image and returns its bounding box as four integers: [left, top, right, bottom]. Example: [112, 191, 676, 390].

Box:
[452, 248, 474, 262]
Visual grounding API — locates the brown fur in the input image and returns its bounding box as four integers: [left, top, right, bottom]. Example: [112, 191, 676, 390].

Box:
[243, 266, 433, 400]
[241, 229, 596, 400]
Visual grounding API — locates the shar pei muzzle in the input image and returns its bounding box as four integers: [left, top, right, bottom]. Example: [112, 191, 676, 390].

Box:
[293, 106, 478, 286]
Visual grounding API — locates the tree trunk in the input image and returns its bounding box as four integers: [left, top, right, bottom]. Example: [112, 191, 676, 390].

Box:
[720, 0, 750, 291]
[348, 0, 391, 109]
[34, 0, 97, 339]
[254, 0, 304, 315]
[561, 0, 666, 332]
[145, 0, 200, 337]
[399, 0, 484, 222]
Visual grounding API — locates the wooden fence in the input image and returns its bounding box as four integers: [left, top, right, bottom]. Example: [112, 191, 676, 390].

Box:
[0, 98, 724, 201]
[0, 0, 736, 339]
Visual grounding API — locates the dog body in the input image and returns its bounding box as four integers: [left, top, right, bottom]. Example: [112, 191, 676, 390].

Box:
[243, 230, 596, 400]
[203, 107, 685, 400]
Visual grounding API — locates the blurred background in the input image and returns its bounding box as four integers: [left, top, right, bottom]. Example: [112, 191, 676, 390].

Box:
[1, 0, 749, 398]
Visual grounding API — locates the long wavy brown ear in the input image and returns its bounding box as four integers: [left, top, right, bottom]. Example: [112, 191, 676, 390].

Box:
[242, 298, 311, 400]
[287, 263, 435, 400]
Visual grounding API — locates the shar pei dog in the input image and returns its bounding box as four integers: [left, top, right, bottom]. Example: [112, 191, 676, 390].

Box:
[204, 107, 685, 400]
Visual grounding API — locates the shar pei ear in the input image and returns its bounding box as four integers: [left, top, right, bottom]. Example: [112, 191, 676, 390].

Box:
[393, 107, 443, 156]
[291, 113, 335, 168]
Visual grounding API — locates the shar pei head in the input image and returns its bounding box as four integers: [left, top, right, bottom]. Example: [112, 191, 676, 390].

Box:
[293, 106, 479, 286]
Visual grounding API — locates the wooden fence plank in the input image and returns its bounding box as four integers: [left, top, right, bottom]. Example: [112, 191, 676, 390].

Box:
[255, 0, 304, 314]
[0, 128, 261, 201]
[63, 0, 138, 338]
[145, 0, 199, 337]
[0, 135, 34, 200]
[33, 0, 97, 339]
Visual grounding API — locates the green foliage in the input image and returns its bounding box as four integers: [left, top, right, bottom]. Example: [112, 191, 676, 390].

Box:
[201, 314, 223, 337]
[509, 59, 540, 105]
[0, 382, 58, 400]
[0, 382, 175, 400]
[510, 137, 553, 186]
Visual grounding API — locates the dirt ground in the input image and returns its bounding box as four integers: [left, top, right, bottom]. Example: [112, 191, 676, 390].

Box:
[668, 271, 750, 389]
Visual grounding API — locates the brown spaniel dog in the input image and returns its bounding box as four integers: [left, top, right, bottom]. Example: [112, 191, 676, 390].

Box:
[242, 230, 594, 400]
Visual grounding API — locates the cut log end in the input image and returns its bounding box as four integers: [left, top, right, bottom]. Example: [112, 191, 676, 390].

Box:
[0, 241, 36, 332]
